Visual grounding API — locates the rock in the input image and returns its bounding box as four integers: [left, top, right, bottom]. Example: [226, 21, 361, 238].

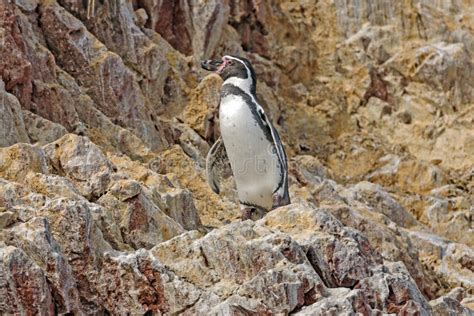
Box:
[43, 134, 113, 199]
[134, 8, 148, 28]
[310, 180, 438, 299]
[290, 155, 330, 185]
[412, 43, 472, 105]
[22, 110, 68, 145]
[138, 0, 230, 59]
[40, 1, 172, 150]
[182, 74, 222, 139]
[97, 187, 185, 249]
[0, 2, 33, 108]
[430, 287, 473, 316]
[408, 231, 474, 293]
[155, 145, 240, 227]
[0, 143, 49, 182]
[262, 204, 383, 288]
[0, 246, 55, 315]
[0, 209, 16, 229]
[13, 0, 38, 12]
[158, 188, 202, 231]
[96, 250, 170, 314]
[151, 220, 326, 314]
[109, 179, 142, 202]
[341, 181, 418, 227]
[295, 288, 372, 315]
[4, 217, 82, 313]
[173, 122, 210, 167]
[0, 81, 29, 147]
[355, 262, 431, 314]
[149, 204, 436, 314]
[107, 152, 203, 232]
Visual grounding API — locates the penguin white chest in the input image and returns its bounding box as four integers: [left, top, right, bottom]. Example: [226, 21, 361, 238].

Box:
[219, 94, 281, 210]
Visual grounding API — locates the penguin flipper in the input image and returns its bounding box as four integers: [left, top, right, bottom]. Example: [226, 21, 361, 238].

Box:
[206, 137, 230, 194]
[255, 106, 290, 204]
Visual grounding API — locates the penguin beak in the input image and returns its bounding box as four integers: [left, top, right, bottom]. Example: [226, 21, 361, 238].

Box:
[201, 58, 227, 74]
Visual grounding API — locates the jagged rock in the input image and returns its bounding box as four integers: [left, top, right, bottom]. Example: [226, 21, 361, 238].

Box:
[355, 262, 431, 314]
[0, 143, 49, 182]
[290, 155, 330, 185]
[138, 0, 230, 59]
[262, 204, 383, 288]
[430, 287, 473, 316]
[0, 81, 29, 147]
[40, 1, 172, 150]
[148, 204, 435, 314]
[309, 180, 438, 298]
[0, 246, 55, 315]
[295, 288, 372, 315]
[107, 152, 203, 231]
[43, 134, 114, 199]
[408, 231, 474, 293]
[341, 181, 418, 227]
[151, 220, 327, 314]
[97, 186, 185, 249]
[22, 110, 68, 145]
[155, 145, 240, 226]
[182, 74, 222, 139]
[4, 217, 82, 313]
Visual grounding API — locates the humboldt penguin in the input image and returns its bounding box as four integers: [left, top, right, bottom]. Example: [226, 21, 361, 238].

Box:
[202, 55, 290, 220]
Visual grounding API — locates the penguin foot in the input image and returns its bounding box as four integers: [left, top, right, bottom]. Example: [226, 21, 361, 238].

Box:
[272, 194, 282, 209]
[241, 207, 256, 221]
[240, 205, 267, 221]
[272, 192, 291, 209]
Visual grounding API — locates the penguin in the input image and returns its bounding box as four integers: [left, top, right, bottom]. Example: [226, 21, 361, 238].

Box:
[201, 55, 290, 220]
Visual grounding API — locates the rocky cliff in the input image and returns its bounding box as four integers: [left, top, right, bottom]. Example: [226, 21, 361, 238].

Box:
[0, 0, 473, 314]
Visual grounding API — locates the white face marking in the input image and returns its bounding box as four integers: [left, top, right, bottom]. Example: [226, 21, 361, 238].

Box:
[222, 55, 254, 95]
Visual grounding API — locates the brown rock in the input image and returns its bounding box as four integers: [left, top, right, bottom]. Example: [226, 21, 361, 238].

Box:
[182, 74, 222, 139]
[0, 143, 49, 182]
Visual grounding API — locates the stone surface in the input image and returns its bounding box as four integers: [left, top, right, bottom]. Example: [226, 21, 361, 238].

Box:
[0, 81, 29, 147]
[0, 0, 472, 314]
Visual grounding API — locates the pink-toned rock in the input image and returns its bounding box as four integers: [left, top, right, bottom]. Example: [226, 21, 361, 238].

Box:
[39, 2, 172, 150]
[0, 2, 33, 108]
[5, 217, 82, 313]
[0, 246, 55, 315]
[136, 0, 230, 58]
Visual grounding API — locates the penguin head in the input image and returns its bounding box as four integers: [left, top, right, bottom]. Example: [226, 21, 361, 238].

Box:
[201, 55, 257, 94]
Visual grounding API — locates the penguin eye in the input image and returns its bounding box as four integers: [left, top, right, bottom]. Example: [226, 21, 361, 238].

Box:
[227, 60, 234, 66]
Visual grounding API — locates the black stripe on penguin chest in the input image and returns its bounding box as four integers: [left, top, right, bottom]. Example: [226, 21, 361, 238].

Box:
[220, 85, 273, 144]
